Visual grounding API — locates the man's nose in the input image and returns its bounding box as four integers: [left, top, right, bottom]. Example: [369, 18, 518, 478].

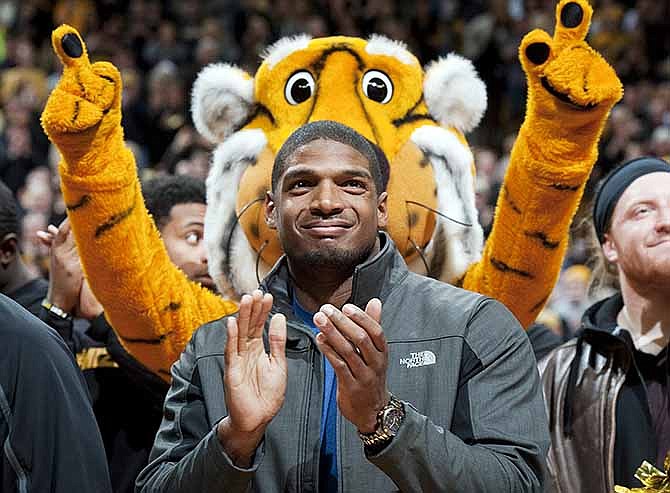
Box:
[310, 181, 343, 216]
[197, 241, 208, 265]
[656, 206, 670, 233]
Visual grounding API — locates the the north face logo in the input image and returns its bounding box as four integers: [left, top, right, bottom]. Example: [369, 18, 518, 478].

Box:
[399, 350, 436, 368]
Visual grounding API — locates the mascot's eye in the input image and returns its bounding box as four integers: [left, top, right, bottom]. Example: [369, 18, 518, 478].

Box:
[285, 71, 315, 105]
[362, 70, 393, 104]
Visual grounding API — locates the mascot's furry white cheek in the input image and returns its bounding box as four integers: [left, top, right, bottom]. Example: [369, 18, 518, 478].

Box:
[409, 126, 483, 282]
[204, 129, 269, 295]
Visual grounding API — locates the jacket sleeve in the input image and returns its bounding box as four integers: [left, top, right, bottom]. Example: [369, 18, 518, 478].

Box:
[135, 329, 264, 492]
[368, 298, 550, 492]
[5, 315, 112, 493]
[37, 305, 77, 354]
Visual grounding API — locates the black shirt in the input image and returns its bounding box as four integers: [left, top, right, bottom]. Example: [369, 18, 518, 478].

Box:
[7, 277, 48, 317]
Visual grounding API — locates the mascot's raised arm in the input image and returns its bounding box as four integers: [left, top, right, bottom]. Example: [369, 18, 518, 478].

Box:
[41, 0, 622, 380]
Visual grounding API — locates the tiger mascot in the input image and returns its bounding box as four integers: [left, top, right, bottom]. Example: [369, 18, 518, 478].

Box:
[41, 0, 622, 379]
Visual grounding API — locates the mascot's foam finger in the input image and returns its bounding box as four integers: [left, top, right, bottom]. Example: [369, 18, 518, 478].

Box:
[553, 0, 592, 47]
[52, 25, 90, 69]
[43, 27, 121, 140]
[90, 62, 122, 112]
[519, 29, 553, 75]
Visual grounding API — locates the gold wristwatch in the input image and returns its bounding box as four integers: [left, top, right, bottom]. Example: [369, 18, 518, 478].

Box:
[358, 394, 405, 454]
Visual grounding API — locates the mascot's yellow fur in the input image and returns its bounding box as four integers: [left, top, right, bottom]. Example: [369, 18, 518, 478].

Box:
[42, 0, 622, 380]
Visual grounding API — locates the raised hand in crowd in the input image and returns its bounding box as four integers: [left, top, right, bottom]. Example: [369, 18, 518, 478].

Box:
[36, 218, 103, 320]
[217, 290, 287, 467]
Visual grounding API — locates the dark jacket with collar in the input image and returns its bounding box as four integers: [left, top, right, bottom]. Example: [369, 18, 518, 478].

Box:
[538, 293, 664, 493]
[7, 277, 48, 317]
[0, 294, 112, 493]
[137, 233, 549, 492]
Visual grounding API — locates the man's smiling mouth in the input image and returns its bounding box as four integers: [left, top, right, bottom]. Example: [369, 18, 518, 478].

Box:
[302, 220, 353, 237]
[540, 77, 598, 111]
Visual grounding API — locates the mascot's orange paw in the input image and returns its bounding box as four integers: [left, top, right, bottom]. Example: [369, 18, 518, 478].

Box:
[42, 25, 123, 168]
[519, 0, 622, 126]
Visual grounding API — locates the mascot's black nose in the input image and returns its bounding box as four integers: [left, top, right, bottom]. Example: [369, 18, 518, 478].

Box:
[526, 43, 550, 65]
[561, 2, 583, 28]
[61, 33, 83, 58]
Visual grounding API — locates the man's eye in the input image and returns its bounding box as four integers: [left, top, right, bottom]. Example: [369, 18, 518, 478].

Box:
[185, 232, 201, 245]
[290, 180, 310, 189]
[634, 206, 650, 217]
[343, 180, 366, 189]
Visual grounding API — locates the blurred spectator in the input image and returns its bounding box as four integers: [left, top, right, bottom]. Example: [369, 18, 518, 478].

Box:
[145, 61, 186, 165]
[548, 264, 593, 339]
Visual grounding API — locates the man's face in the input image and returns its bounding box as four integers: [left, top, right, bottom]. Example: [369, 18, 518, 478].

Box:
[266, 139, 388, 270]
[160, 202, 215, 291]
[603, 172, 670, 288]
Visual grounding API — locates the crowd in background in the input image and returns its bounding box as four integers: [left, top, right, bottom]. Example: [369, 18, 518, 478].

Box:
[1, 0, 668, 340]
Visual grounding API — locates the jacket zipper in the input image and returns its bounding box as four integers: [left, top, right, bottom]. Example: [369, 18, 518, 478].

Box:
[606, 368, 627, 492]
[298, 346, 316, 492]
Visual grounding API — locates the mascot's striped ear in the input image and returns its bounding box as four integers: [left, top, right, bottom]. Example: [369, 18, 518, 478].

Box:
[191, 64, 255, 143]
[423, 54, 487, 133]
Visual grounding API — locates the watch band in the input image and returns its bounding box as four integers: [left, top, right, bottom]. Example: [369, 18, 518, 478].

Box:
[41, 299, 72, 320]
[358, 394, 405, 453]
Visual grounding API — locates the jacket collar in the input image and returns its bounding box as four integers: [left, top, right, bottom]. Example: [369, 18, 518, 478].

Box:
[579, 293, 633, 353]
[260, 232, 408, 346]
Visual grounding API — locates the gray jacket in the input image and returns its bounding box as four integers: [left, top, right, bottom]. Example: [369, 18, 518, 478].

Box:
[136, 234, 549, 492]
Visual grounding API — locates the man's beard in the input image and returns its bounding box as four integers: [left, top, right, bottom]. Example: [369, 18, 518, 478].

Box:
[291, 241, 376, 272]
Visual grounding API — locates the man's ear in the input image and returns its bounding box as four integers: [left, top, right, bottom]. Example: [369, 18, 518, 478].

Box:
[601, 233, 618, 264]
[377, 191, 388, 229]
[265, 191, 277, 230]
[0, 233, 19, 268]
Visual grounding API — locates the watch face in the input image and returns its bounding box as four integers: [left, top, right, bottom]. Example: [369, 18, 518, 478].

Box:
[382, 407, 404, 435]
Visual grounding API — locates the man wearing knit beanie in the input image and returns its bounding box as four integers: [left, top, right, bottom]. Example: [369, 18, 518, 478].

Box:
[539, 156, 670, 492]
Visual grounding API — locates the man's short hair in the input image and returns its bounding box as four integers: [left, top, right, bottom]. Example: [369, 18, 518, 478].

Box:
[271, 121, 390, 195]
[142, 175, 207, 229]
[0, 180, 19, 239]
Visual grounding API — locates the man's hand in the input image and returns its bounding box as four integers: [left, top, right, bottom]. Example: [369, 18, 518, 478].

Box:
[77, 278, 104, 321]
[37, 219, 83, 314]
[217, 290, 287, 466]
[37, 218, 104, 320]
[314, 298, 390, 433]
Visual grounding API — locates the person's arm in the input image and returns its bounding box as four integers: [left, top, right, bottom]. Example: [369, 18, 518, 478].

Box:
[36, 219, 90, 355]
[8, 313, 112, 492]
[41, 26, 237, 381]
[369, 299, 549, 491]
[37, 305, 76, 352]
[462, 0, 622, 328]
[134, 335, 260, 492]
[95, 315, 170, 408]
[316, 298, 549, 492]
[136, 291, 287, 492]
